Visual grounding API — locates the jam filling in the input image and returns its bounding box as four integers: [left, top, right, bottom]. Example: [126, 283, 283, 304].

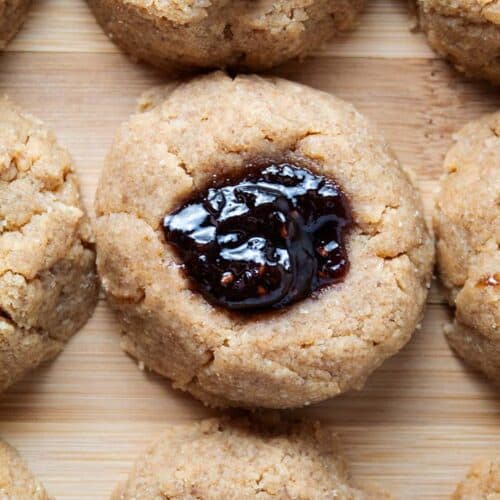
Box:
[163, 160, 352, 312]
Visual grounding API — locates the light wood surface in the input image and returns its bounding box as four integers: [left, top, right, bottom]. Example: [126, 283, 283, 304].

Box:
[0, 1, 499, 499]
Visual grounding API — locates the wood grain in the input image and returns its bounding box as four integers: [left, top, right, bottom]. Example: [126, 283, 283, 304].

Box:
[0, 1, 498, 499]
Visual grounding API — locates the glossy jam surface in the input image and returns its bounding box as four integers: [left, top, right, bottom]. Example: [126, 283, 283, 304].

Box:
[163, 161, 352, 311]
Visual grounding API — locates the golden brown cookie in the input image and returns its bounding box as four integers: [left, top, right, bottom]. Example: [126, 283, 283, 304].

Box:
[0, 0, 31, 48]
[112, 416, 390, 500]
[95, 72, 434, 409]
[0, 98, 99, 391]
[452, 457, 500, 499]
[0, 440, 50, 499]
[88, 0, 366, 72]
[434, 112, 500, 384]
[416, 0, 500, 84]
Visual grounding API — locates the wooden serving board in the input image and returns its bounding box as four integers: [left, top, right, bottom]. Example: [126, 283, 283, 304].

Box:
[0, 1, 499, 498]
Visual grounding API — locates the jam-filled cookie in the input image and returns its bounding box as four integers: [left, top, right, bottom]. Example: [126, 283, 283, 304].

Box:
[87, 0, 366, 72]
[452, 457, 500, 499]
[0, 0, 31, 48]
[112, 416, 390, 499]
[0, 440, 50, 499]
[95, 72, 434, 409]
[434, 112, 500, 385]
[416, 0, 500, 84]
[0, 98, 99, 391]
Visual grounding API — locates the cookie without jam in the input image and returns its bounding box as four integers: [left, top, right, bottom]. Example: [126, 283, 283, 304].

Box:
[95, 72, 434, 409]
[88, 0, 366, 71]
[0, 0, 31, 49]
[452, 457, 500, 499]
[112, 416, 390, 500]
[417, 0, 500, 84]
[434, 112, 500, 385]
[0, 440, 51, 499]
[0, 98, 99, 391]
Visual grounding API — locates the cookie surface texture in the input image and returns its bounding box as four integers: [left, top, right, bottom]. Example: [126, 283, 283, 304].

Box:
[0, 440, 51, 499]
[0, 98, 99, 391]
[88, 0, 366, 71]
[434, 111, 500, 384]
[417, 0, 500, 84]
[95, 72, 434, 409]
[112, 416, 390, 500]
[452, 457, 500, 499]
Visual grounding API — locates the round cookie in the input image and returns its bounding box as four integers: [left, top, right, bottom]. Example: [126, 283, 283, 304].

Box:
[112, 416, 390, 499]
[95, 72, 434, 409]
[88, 0, 366, 72]
[452, 457, 500, 499]
[416, 0, 500, 84]
[0, 98, 99, 391]
[0, 0, 31, 49]
[434, 112, 500, 384]
[0, 440, 50, 499]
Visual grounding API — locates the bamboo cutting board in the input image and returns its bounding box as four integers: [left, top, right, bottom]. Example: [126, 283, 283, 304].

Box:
[0, 1, 499, 499]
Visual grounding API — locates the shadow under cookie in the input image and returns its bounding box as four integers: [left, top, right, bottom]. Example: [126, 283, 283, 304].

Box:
[0, 0, 31, 49]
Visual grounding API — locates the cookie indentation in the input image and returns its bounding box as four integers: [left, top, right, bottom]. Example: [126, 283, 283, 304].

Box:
[163, 160, 352, 311]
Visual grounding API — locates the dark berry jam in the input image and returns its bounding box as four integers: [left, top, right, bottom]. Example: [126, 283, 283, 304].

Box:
[163, 160, 352, 312]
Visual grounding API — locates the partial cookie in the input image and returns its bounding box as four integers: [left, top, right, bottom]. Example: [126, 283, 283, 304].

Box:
[434, 112, 500, 384]
[112, 416, 390, 499]
[416, 0, 500, 84]
[88, 0, 366, 72]
[0, 440, 50, 499]
[452, 457, 500, 499]
[0, 98, 99, 391]
[95, 72, 433, 409]
[0, 0, 31, 48]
